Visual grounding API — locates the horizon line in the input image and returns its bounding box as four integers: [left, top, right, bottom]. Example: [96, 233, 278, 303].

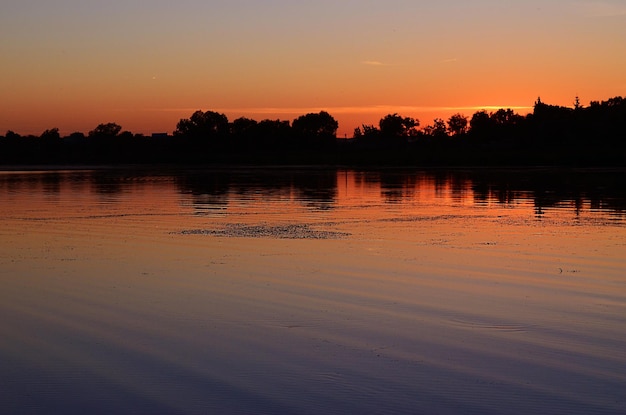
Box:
[132, 105, 535, 116]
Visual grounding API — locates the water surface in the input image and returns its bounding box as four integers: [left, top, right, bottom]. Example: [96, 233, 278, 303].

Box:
[1, 168, 625, 414]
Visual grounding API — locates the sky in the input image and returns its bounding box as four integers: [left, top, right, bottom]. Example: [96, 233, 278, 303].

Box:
[1, 0, 625, 137]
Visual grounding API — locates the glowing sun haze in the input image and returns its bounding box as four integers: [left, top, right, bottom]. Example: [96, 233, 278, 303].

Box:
[1, 0, 625, 137]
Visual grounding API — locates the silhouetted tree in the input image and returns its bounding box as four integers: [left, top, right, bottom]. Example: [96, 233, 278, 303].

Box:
[41, 128, 61, 141]
[38, 128, 63, 157]
[468, 109, 526, 144]
[531, 100, 575, 145]
[231, 117, 258, 137]
[292, 111, 338, 151]
[229, 117, 258, 152]
[469, 110, 492, 135]
[254, 119, 292, 150]
[89, 123, 122, 139]
[532, 99, 571, 120]
[604, 96, 625, 107]
[491, 109, 524, 127]
[5, 130, 21, 140]
[292, 111, 338, 138]
[354, 124, 381, 139]
[362, 125, 379, 136]
[574, 95, 583, 110]
[379, 113, 419, 138]
[423, 118, 448, 138]
[585, 96, 626, 146]
[447, 114, 468, 136]
[174, 110, 229, 140]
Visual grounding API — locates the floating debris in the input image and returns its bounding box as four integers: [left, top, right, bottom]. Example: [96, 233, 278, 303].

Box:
[179, 223, 350, 239]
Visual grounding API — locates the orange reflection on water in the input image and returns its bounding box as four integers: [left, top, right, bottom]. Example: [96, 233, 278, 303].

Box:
[1, 168, 625, 414]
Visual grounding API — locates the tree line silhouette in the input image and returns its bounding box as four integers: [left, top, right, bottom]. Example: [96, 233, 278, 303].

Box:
[1, 96, 625, 166]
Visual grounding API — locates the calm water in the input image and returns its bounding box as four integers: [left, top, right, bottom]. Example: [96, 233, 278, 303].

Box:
[1, 168, 625, 415]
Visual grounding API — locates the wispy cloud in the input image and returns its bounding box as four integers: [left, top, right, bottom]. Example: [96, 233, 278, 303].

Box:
[361, 60, 390, 66]
[441, 58, 458, 64]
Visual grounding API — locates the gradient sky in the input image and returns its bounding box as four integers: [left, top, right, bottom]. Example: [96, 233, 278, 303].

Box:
[2, 0, 625, 137]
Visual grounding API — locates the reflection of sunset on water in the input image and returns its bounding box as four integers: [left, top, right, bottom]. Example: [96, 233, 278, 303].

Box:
[1, 168, 625, 414]
[1, 168, 624, 225]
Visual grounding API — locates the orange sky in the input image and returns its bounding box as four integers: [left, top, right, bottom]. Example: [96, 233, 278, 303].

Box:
[1, 1, 625, 137]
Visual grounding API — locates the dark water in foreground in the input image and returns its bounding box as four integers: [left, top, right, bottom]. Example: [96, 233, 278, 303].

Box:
[1, 168, 625, 414]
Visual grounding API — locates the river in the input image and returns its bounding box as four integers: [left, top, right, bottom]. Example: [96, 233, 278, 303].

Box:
[1, 167, 625, 414]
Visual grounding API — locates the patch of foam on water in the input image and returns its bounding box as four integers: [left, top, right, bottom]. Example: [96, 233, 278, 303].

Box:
[179, 223, 350, 239]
